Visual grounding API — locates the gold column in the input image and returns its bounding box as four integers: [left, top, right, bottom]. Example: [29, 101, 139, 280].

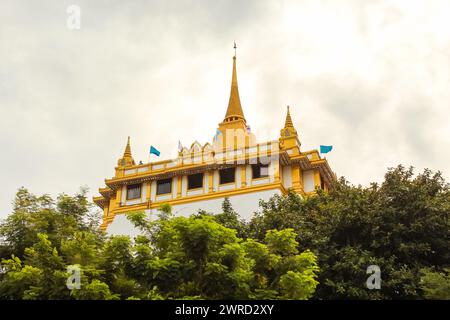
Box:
[292, 165, 301, 189]
[116, 186, 123, 207]
[106, 198, 116, 224]
[314, 170, 321, 188]
[209, 171, 214, 192]
[274, 162, 280, 182]
[241, 165, 246, 187]
[299, 167, 303, 187]
[146, 182, 151, 201]
[109, 198, 116, 212]
[177, 176, 182, 198]
[145, 182, 151, 208]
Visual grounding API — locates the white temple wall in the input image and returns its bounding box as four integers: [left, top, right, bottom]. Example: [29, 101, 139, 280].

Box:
[107, 188, 282, 237]
[282, 165, 292, 188]
[303, 170, 315, 192]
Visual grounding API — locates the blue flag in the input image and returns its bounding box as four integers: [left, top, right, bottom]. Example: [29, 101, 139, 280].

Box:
[320, 145, 333, 154]
[214, 129, 222, 141]
[150, 146, 160, 156]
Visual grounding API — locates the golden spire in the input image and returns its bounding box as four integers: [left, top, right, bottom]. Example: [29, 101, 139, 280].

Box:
[118, 136, 135, 167]
[279, 105, 300, 152]
[124, 136, 132, 157]
[284, 105, 294, 128]
[223, 43, 245, 123]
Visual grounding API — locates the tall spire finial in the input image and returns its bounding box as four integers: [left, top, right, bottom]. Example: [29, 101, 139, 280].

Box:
[233, 41, 237, 58]
[223, 47, 245, 123]
[124, 136, 132, 157]
[118, 136, 135, 167]
[279, 105, 300, 152]
[285, 105, 294, 128]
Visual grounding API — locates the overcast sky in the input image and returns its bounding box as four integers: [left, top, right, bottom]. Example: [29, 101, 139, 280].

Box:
[1, 0, 449, 218]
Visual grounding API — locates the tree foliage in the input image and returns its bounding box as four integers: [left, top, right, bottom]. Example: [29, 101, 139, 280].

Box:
[247, 165, 450, 299]
[123, 205, 319, 299]
[419, 268, 450, 299]
[0, 188, 319, 300]
[0, 165, 448, 300]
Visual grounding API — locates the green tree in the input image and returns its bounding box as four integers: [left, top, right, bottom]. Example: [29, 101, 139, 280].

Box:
[0, 256, 42, 300]
[3, 164, 444, 300]
[248, 165, 450, 299]
[71, 279, 119, 300]
[128, 206, 319, 299]
[0, 187, 103, 261]
[0, 188, 106, 300]
[419, 268, 450, 299]
[204, 198, 247, 238]
[0, 187, 320, 300]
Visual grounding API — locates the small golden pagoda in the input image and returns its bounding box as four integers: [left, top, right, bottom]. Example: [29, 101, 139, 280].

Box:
[94, 50, 336, 234]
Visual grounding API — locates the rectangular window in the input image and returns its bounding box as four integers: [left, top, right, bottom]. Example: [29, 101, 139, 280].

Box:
[126, 184, 141, 200]
[219, 167, 235, 185]
[188, 173, 204, 190]
[251, 164, 269, 179]
[156, 178, 172, 195]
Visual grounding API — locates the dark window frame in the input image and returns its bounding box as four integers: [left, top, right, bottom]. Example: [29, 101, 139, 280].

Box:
[219, 167, 235, 185]
[251, 164, 269, 179]
[156, 178, 172, 195]
[188, 173, 204, 190]
[126, 183, 142, 200]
